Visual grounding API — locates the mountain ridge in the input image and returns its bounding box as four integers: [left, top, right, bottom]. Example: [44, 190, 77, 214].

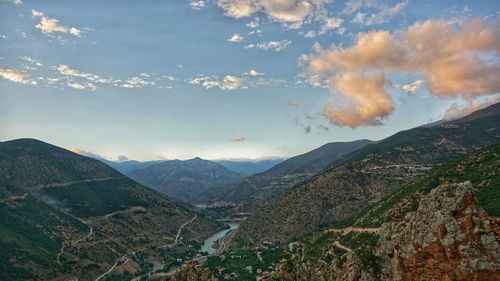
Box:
[127, 157, 244, 204]
[237, 102, 500, 244]
[200, 139, 375, 212]
[0, 138, 221, 280]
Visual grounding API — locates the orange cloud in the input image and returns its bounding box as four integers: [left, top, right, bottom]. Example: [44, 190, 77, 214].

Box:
[302, 17, 500, 127]
[323, 72, 393, 127]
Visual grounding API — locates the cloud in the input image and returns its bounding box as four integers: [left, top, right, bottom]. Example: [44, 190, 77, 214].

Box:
[19, 56, 42, 67]
[158, 155, 169, 160]
[189, 0, 206, 10]
[6, 0, 22, 5]
[301, 18, 500, 127]
[402, 80, 423, 94]
[443, 95, 500, 120]
[189, 69, 283, 91]
[304, 31, 316, 38]
[243, 69, 264, 76]
[344, 0, 407, 26]
[228, 33, 244, 43]
[32, 10, 83, 38]
[354, 2, 407, 26]
[229, 136, 245, 142]
[56, 64, 94, 79]
[117, 155, 129, 162]
[246, 17, 260, 28]
[70, 148, 106, 159]
[0, 67, 37, 85]
[67, 82, 96, 90]
[217, 0, 330, 28]
[189, 75, 245, 90]
[121, 76, 155, 88]
[319, 17, 343, 34]
[323, 72, 393, 127]
[54, 64, 113, 89]
[245, 39, 291, 51]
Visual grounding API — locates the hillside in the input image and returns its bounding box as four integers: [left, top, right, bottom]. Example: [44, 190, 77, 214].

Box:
[201, 139, 374, 212]
[273, 143, 500, 280]
[215, 158, 285, 175]
[127, 157, 244, 204]
[0, 139, 221, 281]
[237, 102, 500, 244]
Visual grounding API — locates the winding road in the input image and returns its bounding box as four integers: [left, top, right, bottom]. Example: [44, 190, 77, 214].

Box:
[95, 213, 197, 281]
[31, 177, 124, 189]
[0, 193, 28, 203]
[326, 226, 384, 253]
[325, 226, 383, 235]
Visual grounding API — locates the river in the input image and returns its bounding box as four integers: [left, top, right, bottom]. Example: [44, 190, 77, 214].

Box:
[200, 222, 239, 255]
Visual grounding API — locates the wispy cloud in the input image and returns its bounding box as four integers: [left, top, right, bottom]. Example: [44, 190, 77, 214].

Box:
[67, 82, 96, 90]
[5, 0, 22, 5]
[121, 76, 155, 88]
[189, 0, 206, 10]
[0, 67, 37, 85]
[228, 33, 244, 43]
[246, 17, 260, 29]
[32, 10, 83, 39]
[189, 75, 245, 90]
[245, 40, 291, 52]
[189, 69, 285, 91]
[402, 80, 423, 94]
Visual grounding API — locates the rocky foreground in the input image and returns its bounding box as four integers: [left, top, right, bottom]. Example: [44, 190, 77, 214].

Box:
[276, 182, 499, 281]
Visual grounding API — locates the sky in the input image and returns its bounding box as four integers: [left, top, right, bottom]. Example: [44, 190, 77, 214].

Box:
[1, 0, 499, 161]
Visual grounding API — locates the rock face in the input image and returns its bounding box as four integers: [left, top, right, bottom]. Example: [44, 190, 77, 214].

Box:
[166, 261, 217, 281]
[378, 181, 500, 281]
[276, 182, 500, 281]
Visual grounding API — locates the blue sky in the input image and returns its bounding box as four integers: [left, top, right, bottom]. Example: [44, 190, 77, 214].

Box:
[1, 0, 499, 161]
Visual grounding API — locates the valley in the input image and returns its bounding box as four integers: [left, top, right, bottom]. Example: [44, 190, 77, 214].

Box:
[0, 103, 499, 281]
[2, 2, 500, 280]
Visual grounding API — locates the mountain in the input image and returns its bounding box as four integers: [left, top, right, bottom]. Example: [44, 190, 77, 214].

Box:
[0, 139, 221, 280]
[215, 158, 286, 175]
[237, 102, 500, 244]
[200, 139, 374, 212]
[273, 143, 500, 280]
[101, 159, 165, 174]
[127, 157, 244, 204]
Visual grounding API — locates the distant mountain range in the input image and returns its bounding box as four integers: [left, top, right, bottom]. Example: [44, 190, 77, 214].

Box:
[127, 157, 244, 204]
[199, 139, 374, 212]
[215, 158, 286, 175]
[100, 159, 165, 174]
[0, 139, 220, 280]
[98, 157, 284, 176]
[237, 102, 500, 244]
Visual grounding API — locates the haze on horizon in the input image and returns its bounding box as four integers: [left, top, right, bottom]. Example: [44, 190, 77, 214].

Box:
[1, 0, 499, 161]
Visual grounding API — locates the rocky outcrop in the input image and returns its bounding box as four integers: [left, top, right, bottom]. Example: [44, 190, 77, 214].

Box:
[276, 181, 500, 281]
[165, 261, 216, 281]
[378, 181, 499, 281]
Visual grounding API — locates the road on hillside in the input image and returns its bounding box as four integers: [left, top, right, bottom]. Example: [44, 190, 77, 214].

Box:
[95, 213, 197, 281]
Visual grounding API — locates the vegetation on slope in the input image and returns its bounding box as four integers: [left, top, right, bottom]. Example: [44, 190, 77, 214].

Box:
[238, 103, 499, 244]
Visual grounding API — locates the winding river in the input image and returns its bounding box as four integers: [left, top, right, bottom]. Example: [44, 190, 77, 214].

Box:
[200, 222, 239, 255]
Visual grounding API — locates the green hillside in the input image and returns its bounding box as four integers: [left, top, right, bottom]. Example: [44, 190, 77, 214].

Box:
[238, 103, 500, 244]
